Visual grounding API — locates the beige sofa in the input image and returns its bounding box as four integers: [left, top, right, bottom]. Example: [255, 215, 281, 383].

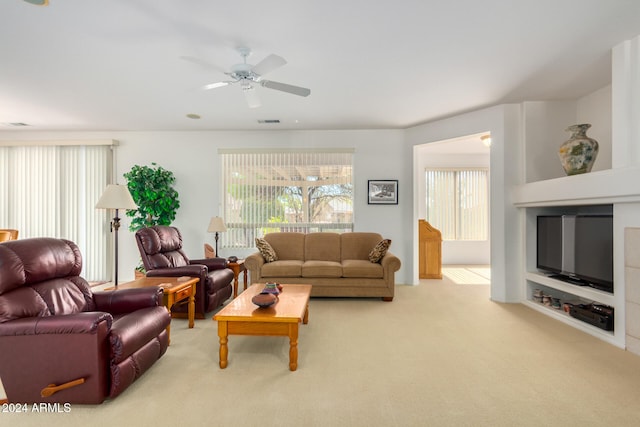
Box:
[244, 232, 401, 301]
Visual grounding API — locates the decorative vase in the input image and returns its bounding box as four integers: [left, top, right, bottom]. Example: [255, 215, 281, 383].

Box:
[558, 124, 599, 176]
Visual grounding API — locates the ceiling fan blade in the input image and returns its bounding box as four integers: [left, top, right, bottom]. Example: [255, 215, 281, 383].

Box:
[243, 86, 261, 108]
[251, 54, 287, 76]
[202, 81, 231, 90]
[260, 80, 311, 97]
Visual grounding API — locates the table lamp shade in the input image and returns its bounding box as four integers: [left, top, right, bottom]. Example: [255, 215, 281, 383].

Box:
[207, 216, 227, 233]
[96, 184, 137, 210]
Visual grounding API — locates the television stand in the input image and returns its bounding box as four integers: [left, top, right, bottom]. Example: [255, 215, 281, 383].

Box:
[547, 274, 589, 286]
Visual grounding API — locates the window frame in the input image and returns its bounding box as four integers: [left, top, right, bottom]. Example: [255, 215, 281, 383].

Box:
[219, 148, 355, 250]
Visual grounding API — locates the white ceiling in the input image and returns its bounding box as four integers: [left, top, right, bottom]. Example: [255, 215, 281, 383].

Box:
[1, 0, 640, 132]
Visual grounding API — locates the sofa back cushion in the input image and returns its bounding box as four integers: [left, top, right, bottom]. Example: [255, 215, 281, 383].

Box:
[264, 232, 305, 261]
[305, 233, 341, 262]
[341, 232, 384, 261]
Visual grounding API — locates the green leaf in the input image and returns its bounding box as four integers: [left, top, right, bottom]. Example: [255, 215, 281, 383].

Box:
[123, 163, 180, 232]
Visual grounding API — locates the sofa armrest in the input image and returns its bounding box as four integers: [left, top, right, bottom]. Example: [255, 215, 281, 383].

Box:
[0, 312, 113, 337]
[380, 251, 402, 273]
[244, 252, 265, 284]
[244, 252, 265, 270]
[93, 287, 163, 314]
[189, 257, 228, 270]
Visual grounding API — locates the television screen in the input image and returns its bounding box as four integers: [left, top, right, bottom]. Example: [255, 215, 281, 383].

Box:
[536, 216, 563, 274]
[574, 215, 613, 291]
[536, 214, 613, 293]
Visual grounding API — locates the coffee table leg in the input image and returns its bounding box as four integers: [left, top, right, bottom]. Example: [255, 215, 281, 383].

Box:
[233, 276, 238, 298]
[218, 321, 228, 369]
[289, 323, 299, 371]
[242, 270, 248, 292]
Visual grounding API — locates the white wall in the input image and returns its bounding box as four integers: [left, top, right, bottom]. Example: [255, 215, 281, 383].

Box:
[577, 85, 612, 172]
[406, 104, 523, 302]
[0, 129, 413, 285]
[523, 86, 613, 183]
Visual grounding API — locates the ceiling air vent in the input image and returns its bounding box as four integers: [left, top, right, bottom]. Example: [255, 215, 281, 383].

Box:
[258, 119, 280, 124]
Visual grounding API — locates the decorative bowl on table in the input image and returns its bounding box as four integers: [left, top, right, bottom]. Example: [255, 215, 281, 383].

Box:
[252, 292, 277, 308]
[262, 283, 281, 295]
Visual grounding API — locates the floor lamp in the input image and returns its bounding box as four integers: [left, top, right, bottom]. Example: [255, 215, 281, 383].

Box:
[96, 184, 137, 287]
[207, 216, 227, 256]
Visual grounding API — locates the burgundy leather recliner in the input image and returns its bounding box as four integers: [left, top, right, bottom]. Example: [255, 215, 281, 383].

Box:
[0, 238, 171, 404]
[135, 226, 233, 318]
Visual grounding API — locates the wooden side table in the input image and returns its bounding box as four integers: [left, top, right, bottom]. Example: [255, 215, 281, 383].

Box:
[227, 259, 247, 298]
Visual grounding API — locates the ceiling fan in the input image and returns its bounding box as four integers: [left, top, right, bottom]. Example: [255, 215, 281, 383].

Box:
[195, 47, 311, 108]
[23, 0, 49, 5]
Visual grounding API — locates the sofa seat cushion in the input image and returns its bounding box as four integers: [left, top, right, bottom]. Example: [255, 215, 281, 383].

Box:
[301, 261, 342, 278]
[342, 259, 384, 278]
[261, 260, 303, 278]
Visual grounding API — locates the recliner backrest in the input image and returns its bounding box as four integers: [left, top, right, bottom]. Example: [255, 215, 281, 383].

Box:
[136, 226, 190, 270]
[0, 238, 94, 323]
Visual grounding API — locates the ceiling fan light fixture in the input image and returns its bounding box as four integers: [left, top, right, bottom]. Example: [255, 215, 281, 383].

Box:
[242, 85, 261, 108]
[24, 0, 49, 5]
[195, 47, 309, 108]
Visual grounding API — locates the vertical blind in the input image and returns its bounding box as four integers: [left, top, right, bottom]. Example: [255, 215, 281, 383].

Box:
[0, 144, 113, 280]
[219, 149, 354, 249]
[425, 168, 488, 241]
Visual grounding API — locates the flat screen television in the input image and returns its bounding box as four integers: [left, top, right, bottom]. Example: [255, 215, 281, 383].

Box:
[536, 215, 613, 293]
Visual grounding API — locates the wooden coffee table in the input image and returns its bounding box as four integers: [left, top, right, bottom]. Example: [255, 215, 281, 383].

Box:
[213, 283, 311, 371]
[109, 276, 198, 343]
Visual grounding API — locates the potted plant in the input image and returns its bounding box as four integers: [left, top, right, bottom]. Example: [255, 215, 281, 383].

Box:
[124, 162, 180, 277]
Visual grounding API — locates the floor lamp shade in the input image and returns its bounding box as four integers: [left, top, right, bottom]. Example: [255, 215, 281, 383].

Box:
[96, 184, 137, 210]
[207, 216, 227, 255]
[96, 184, 137, 286]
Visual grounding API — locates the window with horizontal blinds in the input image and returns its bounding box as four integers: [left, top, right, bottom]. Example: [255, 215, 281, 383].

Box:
[0, 144, 113, 281]
[425, 168, 488, 241]
[220, 150, 354, 250]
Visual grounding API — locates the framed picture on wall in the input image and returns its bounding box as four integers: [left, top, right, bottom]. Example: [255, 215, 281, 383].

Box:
[368, 180, 398, 205]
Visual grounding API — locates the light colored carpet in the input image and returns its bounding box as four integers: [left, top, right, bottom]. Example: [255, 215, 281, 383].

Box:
[4, 276, 640, 427]
[443, 266, 491, 285]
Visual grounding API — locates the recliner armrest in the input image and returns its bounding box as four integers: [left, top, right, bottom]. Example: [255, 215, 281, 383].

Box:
[146, 265, 207, 278]
[0, 312, 113, 336]
[93, 287, 163, 314]
[189, 257, 228, 270]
